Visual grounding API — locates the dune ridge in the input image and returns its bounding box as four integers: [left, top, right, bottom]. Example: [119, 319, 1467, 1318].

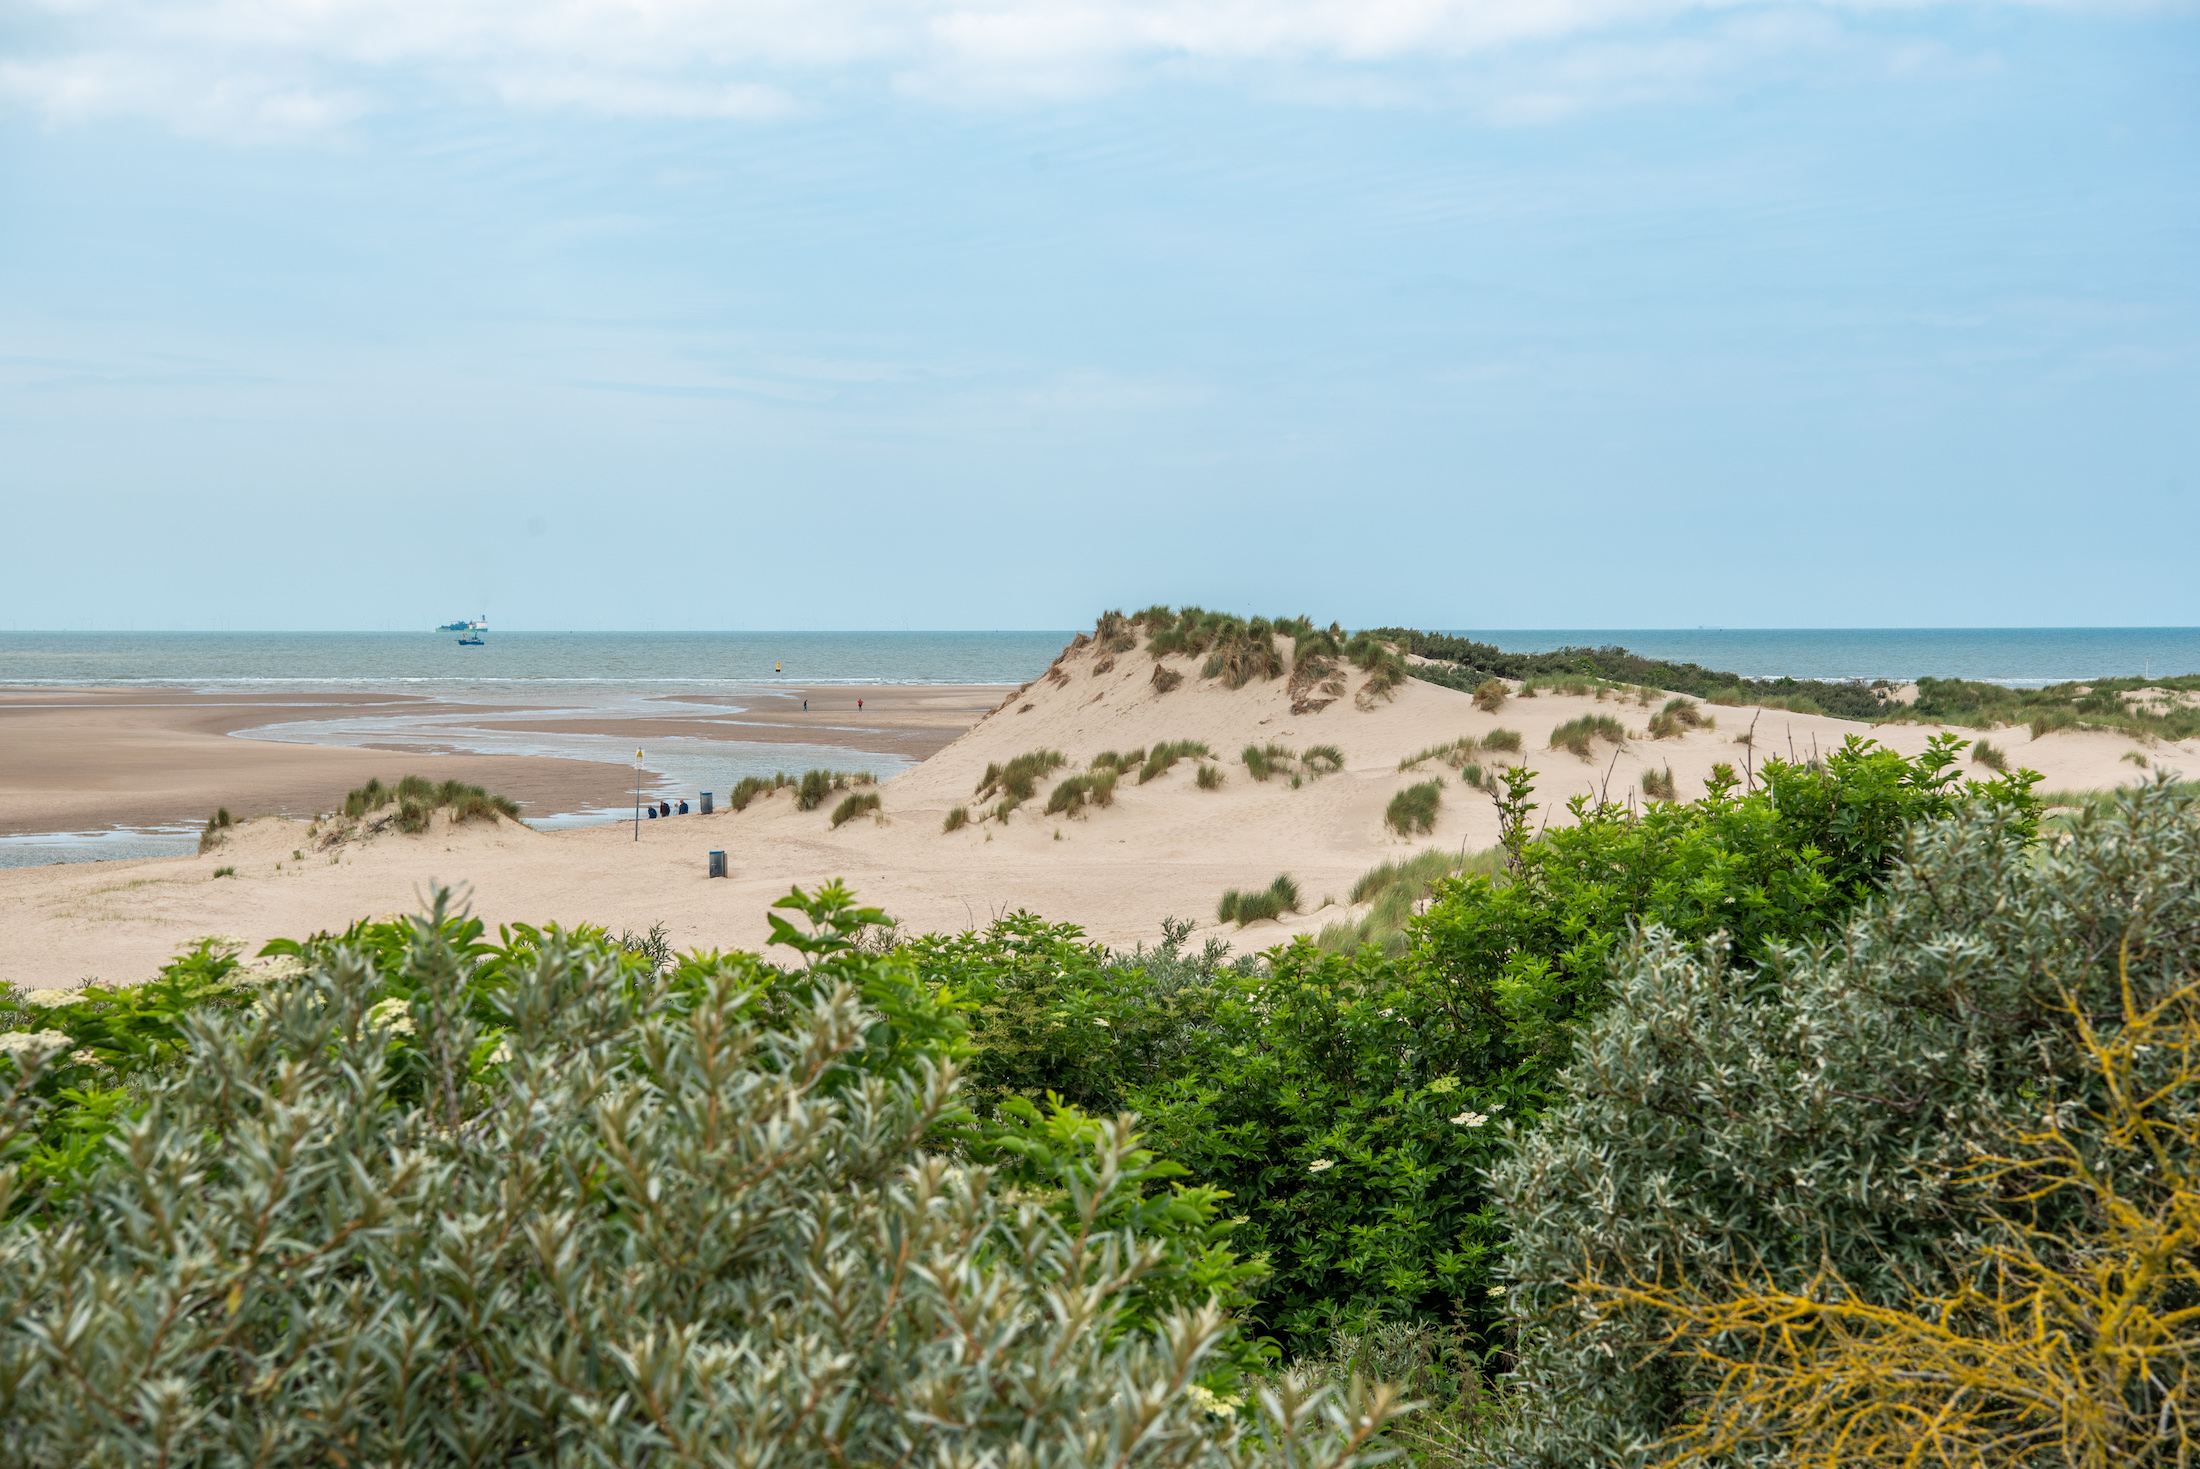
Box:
[1, 615, 2192, 994]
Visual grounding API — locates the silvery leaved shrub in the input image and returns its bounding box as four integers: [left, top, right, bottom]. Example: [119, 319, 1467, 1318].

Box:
[1484, 779, 2200, 1468]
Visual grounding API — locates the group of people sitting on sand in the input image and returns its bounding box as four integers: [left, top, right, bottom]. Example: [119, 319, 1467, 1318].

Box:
[644, 799, 691, 819]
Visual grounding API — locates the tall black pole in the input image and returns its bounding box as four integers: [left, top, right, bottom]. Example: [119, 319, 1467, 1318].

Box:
[634, 749, 642, 840]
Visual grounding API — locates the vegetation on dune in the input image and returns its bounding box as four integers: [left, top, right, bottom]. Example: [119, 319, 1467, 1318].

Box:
[974, 749, 1066, 818]
[1399, 736, 1486, 773]
[1138, 740, 1213, 784]
[1472, 679, 1509, 712]
[1480, 727, 1522, 753]
[829, 790, 882, 827]
[1218, 874, 1303, 927]
[1300, 743, 1345, 775]
[1385, 779, 1444, 836]
[795, 767, 867, 812]
[729, 772, 792, 811]
[336, 775, 521, 833]
[197, 806, 234, 853]
[1195, 763, 1226, 791]
[942, 804, 969, 833]
[1316, 848, 1501, 956]
[1372, 627, 1901, 720]
[1645, 696, 1713, 739]
[1641, 764, 1678, 801]
[1890, 673, 2200, 742]
[1548, 714, 1627, 760]
[1044, 769, 1118, 815]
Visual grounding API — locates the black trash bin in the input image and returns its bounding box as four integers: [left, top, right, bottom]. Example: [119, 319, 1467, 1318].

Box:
[707, 850, 726, 879]
[701, 791, 714, 814]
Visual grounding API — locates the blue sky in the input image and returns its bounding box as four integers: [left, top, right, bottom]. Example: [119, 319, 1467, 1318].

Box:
[2, 0, 2194, 631]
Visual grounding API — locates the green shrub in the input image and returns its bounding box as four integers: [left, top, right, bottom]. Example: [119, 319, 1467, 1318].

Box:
[0, 886, 1402, 1462]
[1972, 737, 2007, 770]
[943, 805, 969, 833]
[1486, 781, 2181, 1466]
[1138, 741, 1212, 784]
[830, 790, 882, 827]
[1195, 763, 1225, 791]
[1384, 780, 1443, 836]
[1301, 744, 1345, 775]
[1472, 679, 1508, 712]
[1481, 728, 1522, 753]
[974, 750, 1065, 815]
[1549, 714, 1626, 759]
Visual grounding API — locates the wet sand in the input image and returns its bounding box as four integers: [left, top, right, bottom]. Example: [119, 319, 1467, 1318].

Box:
[0, 684, 1006, 835]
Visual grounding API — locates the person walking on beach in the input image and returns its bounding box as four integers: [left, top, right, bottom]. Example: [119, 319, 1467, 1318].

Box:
[857, 698, 863, 710]
[802, 699, 807, 712]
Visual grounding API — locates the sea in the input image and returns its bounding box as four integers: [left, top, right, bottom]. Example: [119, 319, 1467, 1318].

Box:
[4, 627, 2193, 868]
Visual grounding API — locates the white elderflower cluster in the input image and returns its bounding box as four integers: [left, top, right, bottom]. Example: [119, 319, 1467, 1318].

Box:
[0, 1030, 71, 1060]
[364, 997, 417, 1035]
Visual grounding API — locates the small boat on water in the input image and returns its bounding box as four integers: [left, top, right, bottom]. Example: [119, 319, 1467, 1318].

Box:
[457, 633, 486, 646]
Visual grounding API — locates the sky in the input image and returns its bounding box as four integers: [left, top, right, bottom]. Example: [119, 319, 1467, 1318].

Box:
[2, 0, 2195, 632]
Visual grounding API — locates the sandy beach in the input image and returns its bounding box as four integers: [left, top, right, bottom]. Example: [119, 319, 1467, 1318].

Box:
[0, 683, 1001, 836]
[2, 635, 2191, 995]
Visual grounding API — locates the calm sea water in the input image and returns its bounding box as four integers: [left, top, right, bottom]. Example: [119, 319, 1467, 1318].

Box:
[5, 628, 2191, 867]
[3, 628, 2190, 691]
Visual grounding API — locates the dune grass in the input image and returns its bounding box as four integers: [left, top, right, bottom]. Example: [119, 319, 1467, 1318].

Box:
[1137, 741, 1212, 784]
[1218, 873, 1303, 926]
[1549, 715, 1627, 760]
[1150, 666, 1185, 694]
[1400, 736, 1483, 773]
[1972, 738, 2008, 771]
[1301, 744, 1345, 775]
[975, 750, 1068, 815]
[1195, 763, 1225, 791]
[1647, 697, 1715, 740]
[1385, 780, 1443, 836]
[1044, 769, 1119, 816]
[212, 865, 236, 879]
[1481, 728, 1523, 753]
[1242, 742, 1297, 781]
[341, 776, 520, 832]
[1643, 766, 1678, 801]
[1472, 679, 1509, 712]
[1318, 846, 1504, 954]
[728, 773, 790, 812]
[1090, 749, 1145, 773]
[943, 805, 969, 834]
[829, 791, 882, 828]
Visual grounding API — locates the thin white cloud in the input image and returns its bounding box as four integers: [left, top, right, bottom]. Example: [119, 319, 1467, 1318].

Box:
[0, 0, 2092, 134]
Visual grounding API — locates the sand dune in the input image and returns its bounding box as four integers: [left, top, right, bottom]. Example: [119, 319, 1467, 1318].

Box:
[1, 634, 2189, 994]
